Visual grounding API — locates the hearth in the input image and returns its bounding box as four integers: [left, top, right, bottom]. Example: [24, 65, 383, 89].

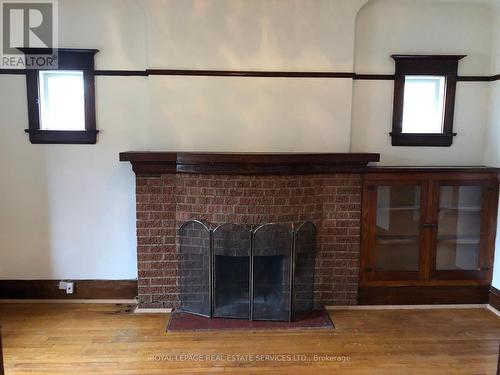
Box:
[178, 220, 316, 322]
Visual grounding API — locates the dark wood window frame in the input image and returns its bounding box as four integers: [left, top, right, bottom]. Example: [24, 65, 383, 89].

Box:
[21, 48, 99, 144]
[390, 55, 466, 147]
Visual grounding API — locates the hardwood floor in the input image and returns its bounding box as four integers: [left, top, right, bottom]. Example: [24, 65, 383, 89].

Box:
[0, 303, 498, 374]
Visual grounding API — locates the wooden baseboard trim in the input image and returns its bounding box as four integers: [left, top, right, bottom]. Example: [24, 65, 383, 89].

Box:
[326, 304, 487, 310]
[358, 285, 490, 305]
[489, 286, 500, 311]
[0, 280, 138, 300]
[486, 304, 500, 317]
[0, 299, 137, 304]
[134, 307, 173, 314]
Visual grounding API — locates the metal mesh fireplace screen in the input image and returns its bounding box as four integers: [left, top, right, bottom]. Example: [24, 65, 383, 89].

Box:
[178, 220, 316, 322]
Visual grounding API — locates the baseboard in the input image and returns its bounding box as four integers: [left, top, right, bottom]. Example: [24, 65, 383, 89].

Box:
[358, 285, 490, 305]
[326, 304, 488, 310]
[486, 304, 500, 317]
[489, 286, 500, 311]
[0, 299, 137, 304]
[0, 280, 138, 300]
[134, 307, 172, 313]
[0, 319, 3, 375]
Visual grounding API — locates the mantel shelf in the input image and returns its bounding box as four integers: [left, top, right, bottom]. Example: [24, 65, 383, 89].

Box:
[119, 152, 381, 176]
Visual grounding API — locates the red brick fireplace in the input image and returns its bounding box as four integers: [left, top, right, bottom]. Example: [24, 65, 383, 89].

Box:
[120, 152, 379, 309]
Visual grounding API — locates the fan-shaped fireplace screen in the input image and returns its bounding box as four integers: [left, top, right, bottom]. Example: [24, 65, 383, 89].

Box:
[178, 220, 316, 322]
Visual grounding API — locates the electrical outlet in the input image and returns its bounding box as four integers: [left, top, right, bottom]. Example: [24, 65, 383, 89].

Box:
[59, 281, 74, 294]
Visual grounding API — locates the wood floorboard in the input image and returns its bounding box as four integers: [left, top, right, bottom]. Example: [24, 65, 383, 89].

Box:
[0, 303, 498, 374]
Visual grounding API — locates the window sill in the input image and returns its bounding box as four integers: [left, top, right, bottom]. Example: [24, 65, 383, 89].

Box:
[390, 132, 456, 147]
[24, 129, 99, 144]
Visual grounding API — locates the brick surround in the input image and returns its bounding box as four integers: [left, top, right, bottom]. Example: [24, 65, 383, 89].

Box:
[135, 174, 362, 308]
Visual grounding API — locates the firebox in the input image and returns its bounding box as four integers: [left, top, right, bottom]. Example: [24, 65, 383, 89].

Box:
[178, 220, 316, 322]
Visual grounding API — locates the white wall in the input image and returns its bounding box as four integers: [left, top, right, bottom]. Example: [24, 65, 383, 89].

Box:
[0, 74, 149, 279]
[351, 0, 494, 165]
[0, 0, 367, 279]
[0, 0, 150, 279]
[484, 5, 500, 288]
[0, 0, 498, 280]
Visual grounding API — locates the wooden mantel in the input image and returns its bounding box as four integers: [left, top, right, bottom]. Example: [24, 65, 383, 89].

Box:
[119, 152, 380, 175]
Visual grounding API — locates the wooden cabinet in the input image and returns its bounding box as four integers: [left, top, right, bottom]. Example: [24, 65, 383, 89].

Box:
[359, 169, 499, 304]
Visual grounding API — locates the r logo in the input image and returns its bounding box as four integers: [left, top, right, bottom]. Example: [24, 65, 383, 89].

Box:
[1, 1, 56, 55]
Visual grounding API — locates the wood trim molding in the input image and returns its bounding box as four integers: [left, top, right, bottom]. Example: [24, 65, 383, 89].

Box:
[364, 166, 500, 173]
[358, 285, 490, 305]
[120, 154, 500, 176]
[95, 70, 148, 76]
[2, 68, 498, 81]
[0, 280, 138, 300]
[0, 324, 3, 375]
[489, 286, 500, 311]
[147, 69, 355, 78]
[20, 48, 99, 144]
[24, 129, 98, 144]
[119, 152, 381, 175]
[353, 74, 395, 80]
[390, 55, 464, 147]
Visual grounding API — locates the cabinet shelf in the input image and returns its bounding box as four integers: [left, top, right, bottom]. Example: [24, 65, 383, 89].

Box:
[377, 206, 420, 211]
[376, 235, 419, 245]
[437, 236, 480, 245]
[439, 206, 482, 212]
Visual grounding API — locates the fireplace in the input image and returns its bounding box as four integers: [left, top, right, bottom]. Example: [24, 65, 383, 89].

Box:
[120, 152, 380, 309]
[179, 220, 316, 321]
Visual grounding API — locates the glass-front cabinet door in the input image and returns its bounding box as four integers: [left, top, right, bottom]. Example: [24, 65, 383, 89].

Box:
[362, 180, 428, 281]
[361, 172, 498, 287]
[431, 181, 494, 280]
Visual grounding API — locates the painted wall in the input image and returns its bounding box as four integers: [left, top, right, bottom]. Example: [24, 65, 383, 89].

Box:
[484, 5, 500, 288]
[0, 0, 498, 281]
[0, 0, 150, 279]
[0, 0, 367, 279]
[350, 0, 493, 165]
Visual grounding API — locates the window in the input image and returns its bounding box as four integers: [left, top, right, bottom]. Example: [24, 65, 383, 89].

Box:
[39, 71, 85, 131]
[22, 48, 99, 144]
[390, 55, 465, 147]
[402, 76, 445, 133]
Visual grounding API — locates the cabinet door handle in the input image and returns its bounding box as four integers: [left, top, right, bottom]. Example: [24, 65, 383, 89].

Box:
[423, 223, 436, 228]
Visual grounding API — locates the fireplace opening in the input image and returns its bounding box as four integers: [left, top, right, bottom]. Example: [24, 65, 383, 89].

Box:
[253, 224, 292, 321]
[253, 255, 288, 320]
[178, 220, 316, 322]
[214, 256, 250, 319]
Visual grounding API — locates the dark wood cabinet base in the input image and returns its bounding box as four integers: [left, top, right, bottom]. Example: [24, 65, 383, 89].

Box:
[358, 285, 490, 305]
[489, 287, 500, 311]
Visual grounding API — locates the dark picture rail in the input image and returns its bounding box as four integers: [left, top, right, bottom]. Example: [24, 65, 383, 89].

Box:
[2, 68, 498, 81]
[390, 55, 465, 147]
[178, 220, 316, 322]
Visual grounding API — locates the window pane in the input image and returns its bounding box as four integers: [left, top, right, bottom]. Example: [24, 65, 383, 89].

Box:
[39, 70, 85, 131]
[402, 76, 445, 134]
[374, 185, 421, 272]
[436, 185, 483, 271]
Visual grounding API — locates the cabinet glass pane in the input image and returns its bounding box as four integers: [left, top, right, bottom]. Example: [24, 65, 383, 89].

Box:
[374, 185, 421, 272]
[436, 185, 482, 270]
